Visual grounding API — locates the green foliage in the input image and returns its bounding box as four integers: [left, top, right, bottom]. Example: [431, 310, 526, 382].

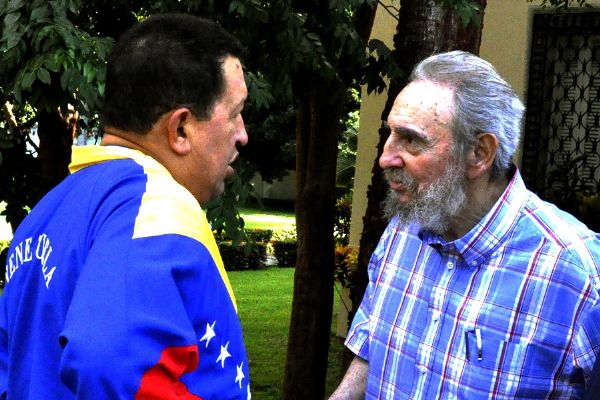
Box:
[217, 240, 268, 270]
[334, 245, 357, 288]
[271, 228, 297, 268]
[0, 0, 114, 230]
[363, 38, 404, 94]
[334, 195, 353, 246]
[336, 87, 360, 190]
[215, 228, 273, 270]
[245, 228, 273, 243]
[0, 0, 397, 255]
[272, 241, 297, 268]
[0, 0, 113, 115]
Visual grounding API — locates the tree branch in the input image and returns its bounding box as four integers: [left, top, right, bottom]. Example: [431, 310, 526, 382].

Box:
[377, 0, 400, 21]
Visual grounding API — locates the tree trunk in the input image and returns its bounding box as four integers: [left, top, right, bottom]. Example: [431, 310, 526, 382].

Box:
[283, 85, 343, 399]
[345, 0, 487, 368]
[36, 110, 72, 204]
[283, 2, 378, 397]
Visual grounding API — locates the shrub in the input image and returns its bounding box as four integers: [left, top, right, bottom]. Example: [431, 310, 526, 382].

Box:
[272, 241, 297, 268]
[334, 245, 357, 288]
[217, 241, 268, 271]
[246, 228, 273, 243]
[334, 196, 352, 246]
[214, 228, 273, 271]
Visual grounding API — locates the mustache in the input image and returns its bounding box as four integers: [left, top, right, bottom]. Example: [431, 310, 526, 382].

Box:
[383, 168, 418, 191]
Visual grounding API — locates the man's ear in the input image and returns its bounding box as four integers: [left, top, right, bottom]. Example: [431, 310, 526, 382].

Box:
[166, 108, 193, 155]
[465, 132, 499, 179]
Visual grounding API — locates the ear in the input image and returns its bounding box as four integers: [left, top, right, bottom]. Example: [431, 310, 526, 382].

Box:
[166, 108, 193, 155]
[465, 132, 499, 180]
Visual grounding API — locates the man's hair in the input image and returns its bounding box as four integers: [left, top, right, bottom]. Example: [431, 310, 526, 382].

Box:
[410, 50, 525, 178]
[102, 13, 244, 134]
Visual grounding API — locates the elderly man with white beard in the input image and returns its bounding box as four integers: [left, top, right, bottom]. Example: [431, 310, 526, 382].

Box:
[330, 51, 600, 400]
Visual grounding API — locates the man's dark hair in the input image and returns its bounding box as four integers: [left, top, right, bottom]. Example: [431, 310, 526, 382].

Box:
[102, 13, 244, 134]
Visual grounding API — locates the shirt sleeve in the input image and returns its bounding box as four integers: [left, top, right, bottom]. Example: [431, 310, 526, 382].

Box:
[573, 300, 600, 379]
[345, 219, 397, 361]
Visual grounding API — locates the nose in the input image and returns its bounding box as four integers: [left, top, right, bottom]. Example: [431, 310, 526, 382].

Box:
[236, 116, 248, 147]
[379, 135, 405, 170]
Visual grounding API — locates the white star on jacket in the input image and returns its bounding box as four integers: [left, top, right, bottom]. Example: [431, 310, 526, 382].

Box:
[216, 342, 231, 368]
[199, 321, 216, 348]
[235, 362, 245, 389]
[197, 320, 251, 396]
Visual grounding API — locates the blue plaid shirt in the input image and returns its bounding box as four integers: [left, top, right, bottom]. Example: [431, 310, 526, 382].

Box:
[346, 169, 600, 399]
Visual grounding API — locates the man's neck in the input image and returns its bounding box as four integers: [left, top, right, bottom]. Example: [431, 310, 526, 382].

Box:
[442, 174, 509, 242]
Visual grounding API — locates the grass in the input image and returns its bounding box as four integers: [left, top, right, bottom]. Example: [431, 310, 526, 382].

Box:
[229, 267, 347, 399]
[240, 207, 296, 231]
[235, 207, 347, 398]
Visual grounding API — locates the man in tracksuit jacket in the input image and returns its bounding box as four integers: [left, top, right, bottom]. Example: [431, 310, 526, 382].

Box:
[0, 13, 251, 399]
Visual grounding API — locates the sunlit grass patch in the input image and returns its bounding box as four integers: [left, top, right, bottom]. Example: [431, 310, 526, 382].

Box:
[240, 207, 295, 231]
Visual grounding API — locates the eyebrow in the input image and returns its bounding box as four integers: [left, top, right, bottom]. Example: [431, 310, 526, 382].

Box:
[384, 121, 430, 143]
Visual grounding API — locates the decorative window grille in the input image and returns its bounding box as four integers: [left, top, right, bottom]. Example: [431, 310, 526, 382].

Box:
[522, 11, 600, 224]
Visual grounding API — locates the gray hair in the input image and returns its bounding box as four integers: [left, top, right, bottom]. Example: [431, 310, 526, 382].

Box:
[410, 50, 525, 178]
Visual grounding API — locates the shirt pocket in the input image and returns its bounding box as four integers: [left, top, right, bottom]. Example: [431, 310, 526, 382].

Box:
[463, 332, 559, 398]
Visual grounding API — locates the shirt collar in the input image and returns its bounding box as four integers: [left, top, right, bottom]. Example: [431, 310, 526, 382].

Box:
[423, 166, 528, 267]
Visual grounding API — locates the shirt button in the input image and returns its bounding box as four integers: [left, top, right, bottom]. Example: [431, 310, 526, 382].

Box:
[418, 365, 428, 374]
[432, 311, 440, 322]
[446, 261, 454, 270]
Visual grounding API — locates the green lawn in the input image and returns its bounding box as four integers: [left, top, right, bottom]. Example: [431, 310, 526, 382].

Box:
[240, 207, 296, 231]
[229, 267, 346, 399]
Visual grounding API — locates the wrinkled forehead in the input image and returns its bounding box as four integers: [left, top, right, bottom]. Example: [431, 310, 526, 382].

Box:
[388, 80, 454, 130]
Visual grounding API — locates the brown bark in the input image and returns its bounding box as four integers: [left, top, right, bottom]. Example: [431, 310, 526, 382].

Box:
[36, 110, 72, 204]
[345, 0, 487, 367]
[283, 87, 342, 399]
[283, 2, 378, 398]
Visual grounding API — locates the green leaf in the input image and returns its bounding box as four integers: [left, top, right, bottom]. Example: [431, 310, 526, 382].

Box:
[13, 85, 21, 103]
[6, 0, 25, 14]
[67, 0, 80, 14]
[36, 67, 51, 84]
[21, 70, 35, 89]
[3, 12, 21, 38]
[97, 82, 105, 97]
[30, 4, 50, 21]
[83, 61, 93, 81]
[60, 68, 73, 89]
[45, 53, 60, 72]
